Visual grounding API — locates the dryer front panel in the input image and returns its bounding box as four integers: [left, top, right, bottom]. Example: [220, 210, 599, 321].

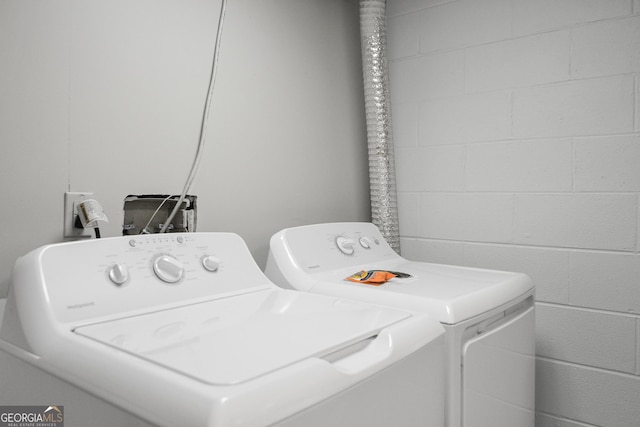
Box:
[461, 304, 535, 427]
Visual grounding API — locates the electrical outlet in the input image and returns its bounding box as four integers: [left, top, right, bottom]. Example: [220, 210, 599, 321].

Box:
[64, 192, 94, 238]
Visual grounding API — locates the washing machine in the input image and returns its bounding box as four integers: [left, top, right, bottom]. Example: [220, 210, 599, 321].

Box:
[265, 222, 535, 427]
[0, 232, 446, 427]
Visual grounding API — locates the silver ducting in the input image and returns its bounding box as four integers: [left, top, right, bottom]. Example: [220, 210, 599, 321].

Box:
[359, 0, 400, 253]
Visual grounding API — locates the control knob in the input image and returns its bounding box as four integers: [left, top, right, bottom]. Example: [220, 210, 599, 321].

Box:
[336, 236, 356, 255]
[201, 255, 221, 272]
[107, 263, 129, 285]
[153, 255, 184, 283]
[359, 236, 373, 249]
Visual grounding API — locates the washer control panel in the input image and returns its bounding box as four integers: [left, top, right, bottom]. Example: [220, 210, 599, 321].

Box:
[29, 233, 273, 323]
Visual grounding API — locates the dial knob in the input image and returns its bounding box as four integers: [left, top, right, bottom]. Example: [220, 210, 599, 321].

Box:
[359, 236, 372, 249]
[336, 236, 355, 255]
[202, 255, 221, 272]
[153, 255, 184, 283]
[107, 263, 129, 285]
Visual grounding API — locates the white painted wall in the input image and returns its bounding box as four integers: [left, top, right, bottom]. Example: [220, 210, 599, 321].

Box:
[387, 0, 640, 426]
[0, 0, 370, 297]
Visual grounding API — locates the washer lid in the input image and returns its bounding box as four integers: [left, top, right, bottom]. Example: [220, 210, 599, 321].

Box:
[74, 289, 410, 385]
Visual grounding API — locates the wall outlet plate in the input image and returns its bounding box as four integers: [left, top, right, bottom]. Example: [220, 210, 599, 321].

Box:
[64, 192, 94, 238]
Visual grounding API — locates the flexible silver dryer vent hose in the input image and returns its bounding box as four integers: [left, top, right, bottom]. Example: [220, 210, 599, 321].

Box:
[359, 0, 400, 253]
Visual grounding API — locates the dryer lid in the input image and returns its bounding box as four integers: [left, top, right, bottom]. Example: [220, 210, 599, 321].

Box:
[313, 261, 533, 324]
[74, 289, 411, 385]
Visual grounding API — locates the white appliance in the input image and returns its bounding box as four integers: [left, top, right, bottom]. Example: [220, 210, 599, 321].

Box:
[0, 232, 446, 427]
[265, 222, 535, 427]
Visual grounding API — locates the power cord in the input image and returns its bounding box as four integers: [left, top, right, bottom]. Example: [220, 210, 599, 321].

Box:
[139, 195, 174, 234]
[160, 0, 228, 233]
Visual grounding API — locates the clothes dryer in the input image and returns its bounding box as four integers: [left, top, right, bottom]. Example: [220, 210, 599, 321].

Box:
[0, 232, 445, 427]
[266, 222, 535, 427]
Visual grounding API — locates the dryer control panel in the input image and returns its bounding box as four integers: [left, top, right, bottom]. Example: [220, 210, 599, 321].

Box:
[11, 233, 274, 325]
[269, 222, 401, 275]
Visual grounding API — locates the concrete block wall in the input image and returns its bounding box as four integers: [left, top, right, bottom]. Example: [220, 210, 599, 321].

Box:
[387, 0, 640, 426]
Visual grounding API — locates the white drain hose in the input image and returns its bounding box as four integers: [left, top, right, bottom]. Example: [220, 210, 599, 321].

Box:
[360, 0, 400, 253]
